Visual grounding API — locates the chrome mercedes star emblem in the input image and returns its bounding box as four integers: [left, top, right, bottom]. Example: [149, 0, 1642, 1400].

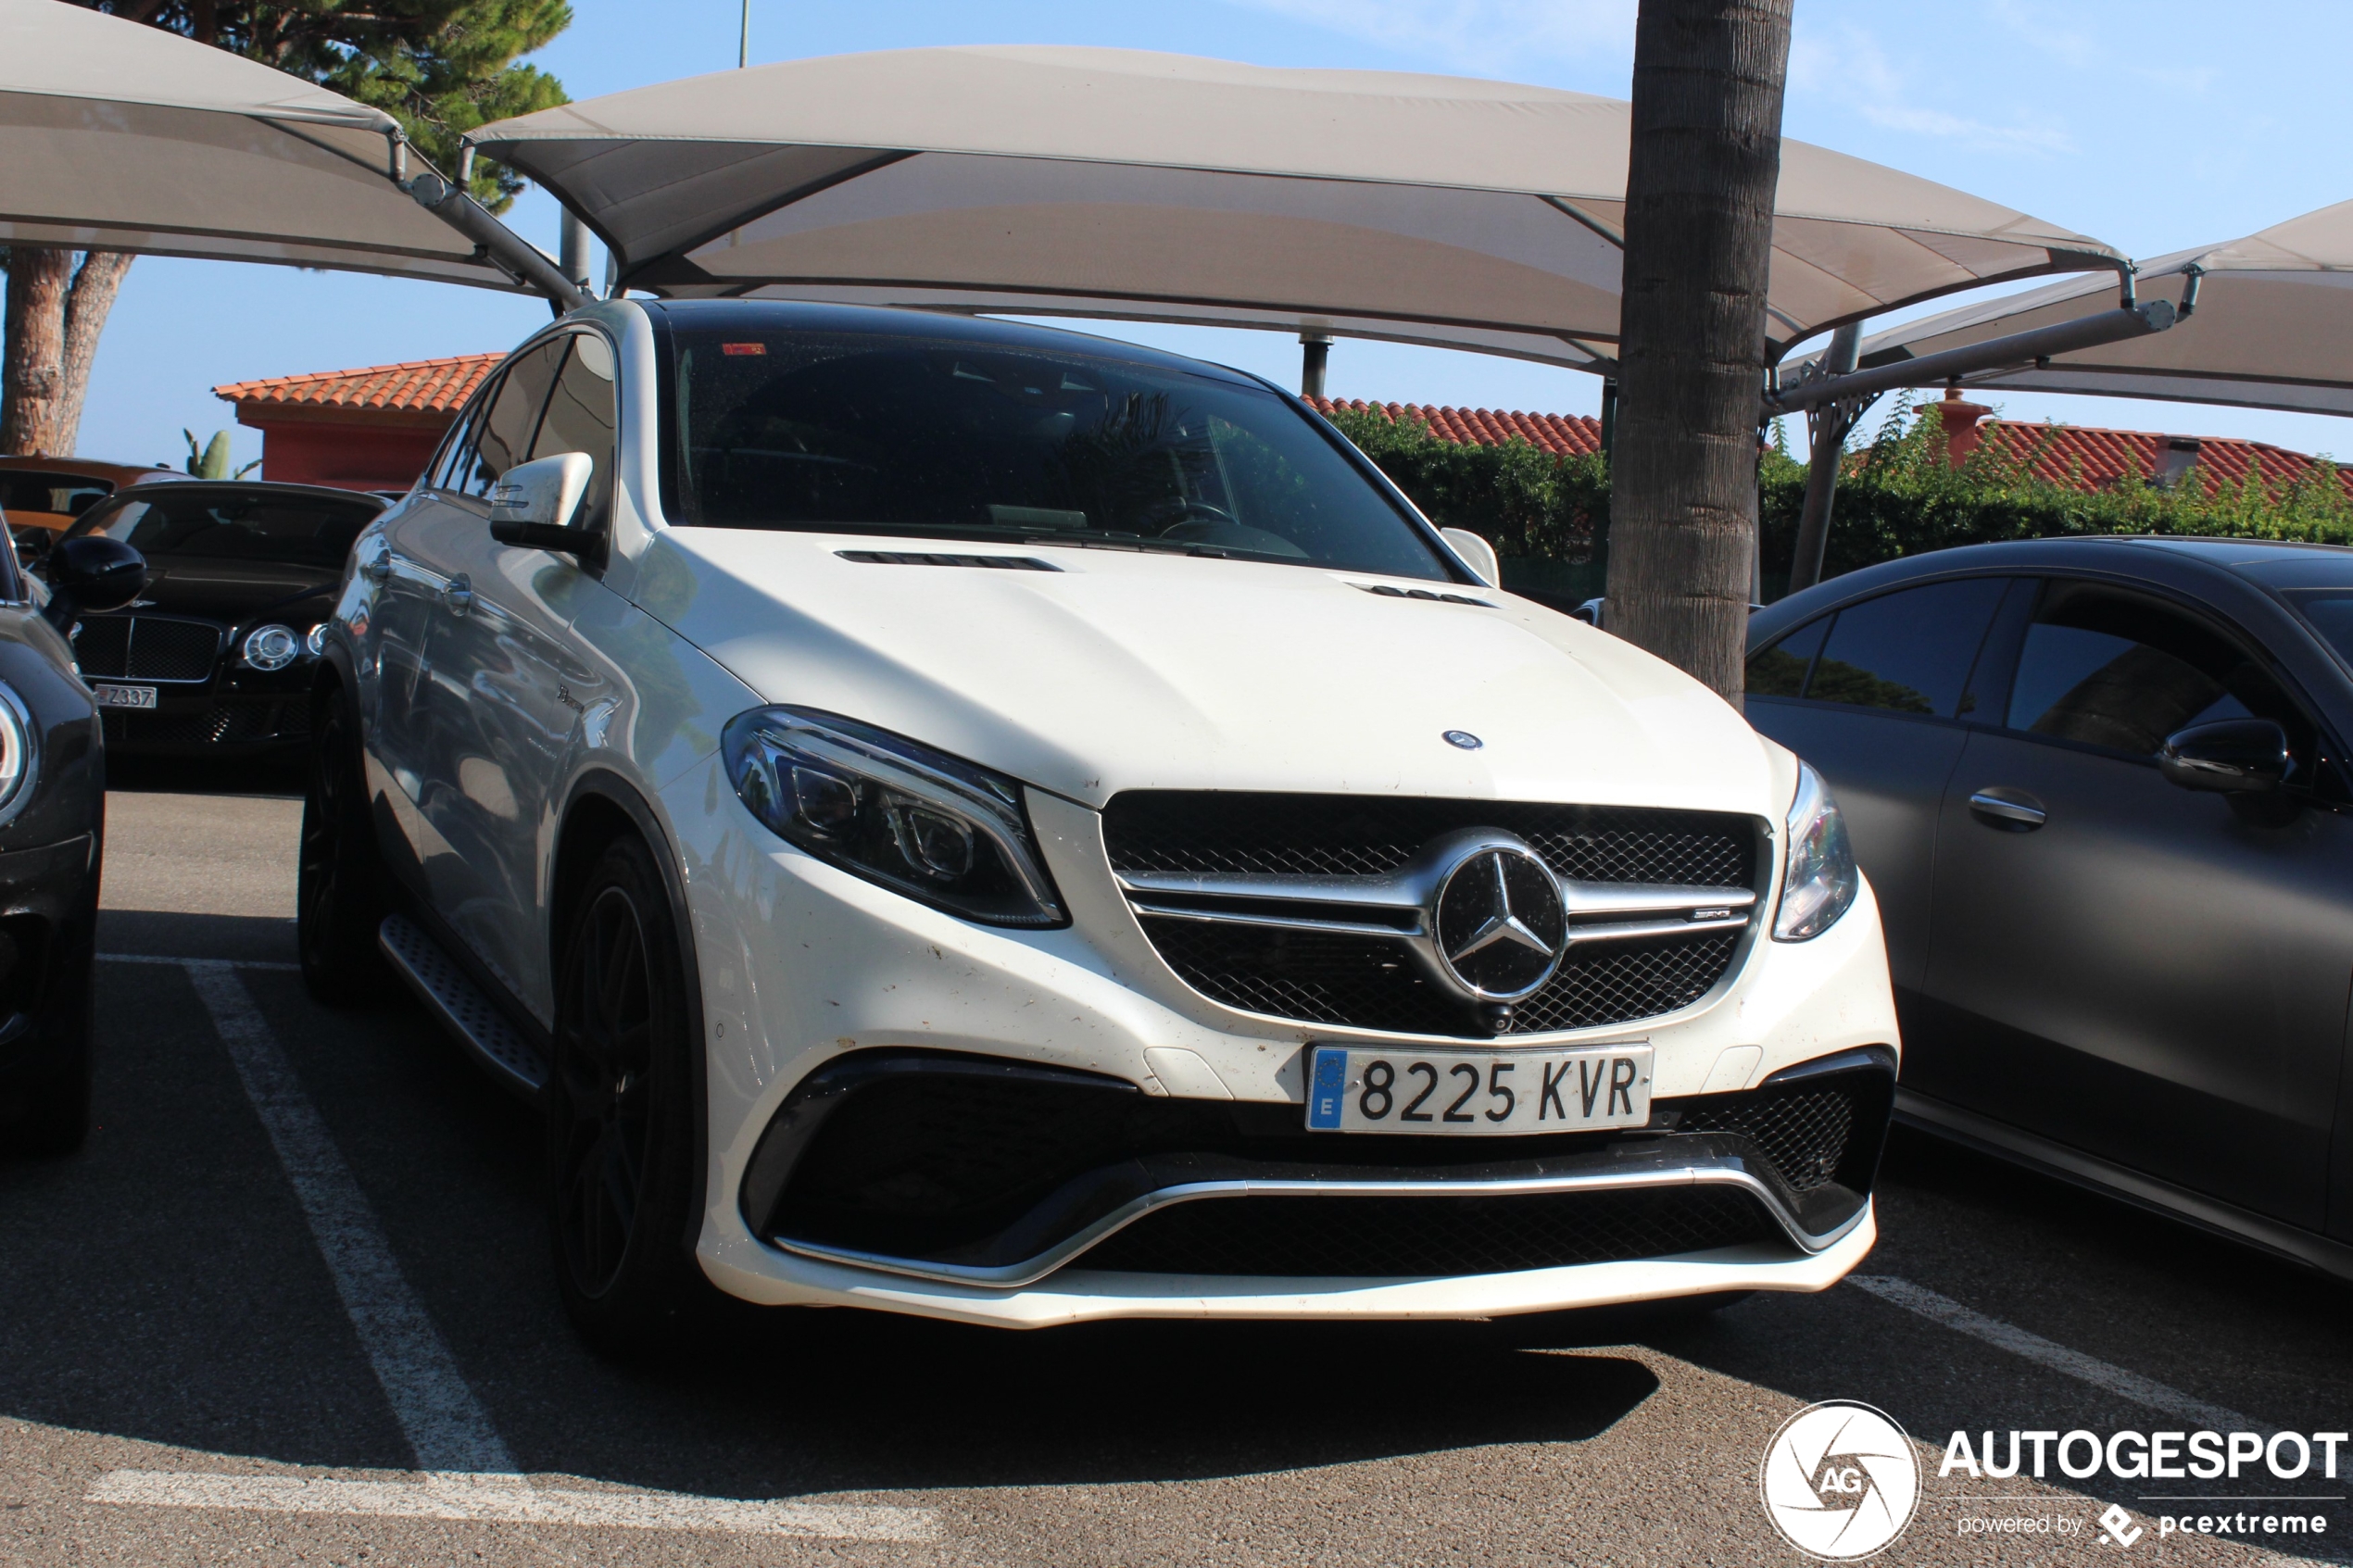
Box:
[1428, 837, 1568, 1002]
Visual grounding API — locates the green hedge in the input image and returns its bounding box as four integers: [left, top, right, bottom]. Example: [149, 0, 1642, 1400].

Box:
[1325, 401, 2353, 604]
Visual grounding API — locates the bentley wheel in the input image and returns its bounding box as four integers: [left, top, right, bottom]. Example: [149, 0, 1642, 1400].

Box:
[297, 685, 391, 1007]
[547, 834, 701, 1355]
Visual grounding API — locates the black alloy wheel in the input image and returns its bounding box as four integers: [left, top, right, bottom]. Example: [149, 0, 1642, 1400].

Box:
[547, 834, 701, 1354]
[298, 686, 391, 1007]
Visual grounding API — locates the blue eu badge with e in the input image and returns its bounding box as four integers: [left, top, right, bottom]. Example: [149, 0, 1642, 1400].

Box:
[1307, 1047, 1349, 1130]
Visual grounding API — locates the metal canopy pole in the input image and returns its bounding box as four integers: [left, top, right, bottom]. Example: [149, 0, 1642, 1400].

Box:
[1787, 322, 1869, 596]
[1767, 299, 2176, 415]
[1299, 332, 1332, 398]
[387, 130, 589, 313]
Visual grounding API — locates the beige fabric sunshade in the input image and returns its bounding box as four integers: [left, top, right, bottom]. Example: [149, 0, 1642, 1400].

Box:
[1821, 200, 2353, 417]
[472, 45, 2124, 371]
[0, 0, 521, 288]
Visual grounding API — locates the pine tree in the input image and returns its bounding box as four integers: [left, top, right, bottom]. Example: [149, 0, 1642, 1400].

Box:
[1, 0, 571, 458]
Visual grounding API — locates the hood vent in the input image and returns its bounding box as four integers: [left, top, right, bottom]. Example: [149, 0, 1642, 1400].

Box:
[1352, 583, 1493, 608]
[837, 550, 1061, 571]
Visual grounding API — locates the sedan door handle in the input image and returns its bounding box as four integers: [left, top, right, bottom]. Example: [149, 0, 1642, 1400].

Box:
[1969, 786, 2047, 830]
[442, 573, 473, 617]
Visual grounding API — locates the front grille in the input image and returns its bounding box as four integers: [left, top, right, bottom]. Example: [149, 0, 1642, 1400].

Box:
[103, 700, 303, 747]
[1110, 791, 1758, 1037]
[1078, 1186, 1779, 1276]
[71, 615, 221, 682]
[1104, 793, 1755, 886]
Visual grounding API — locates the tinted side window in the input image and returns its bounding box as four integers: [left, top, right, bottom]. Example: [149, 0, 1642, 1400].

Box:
[1806, 578, 2007, 718]
[530, 333, 619, 530]
[426, 398, 484, 492]
[2007, 582, 2305, 757]
[463, 340, 567, 497]
[1747, 616, 1828, 697]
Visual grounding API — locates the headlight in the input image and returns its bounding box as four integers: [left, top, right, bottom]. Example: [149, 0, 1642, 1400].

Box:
[242, 623, 300, 671]
[1774, 761, 1857, 942]
[304, 623, 328, 659]
[0, 685, 31, 826]
[722, 707, 1067, 927]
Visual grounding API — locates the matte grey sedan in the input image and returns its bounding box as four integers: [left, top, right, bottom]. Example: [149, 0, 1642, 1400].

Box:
[1746, 536, 2353, 1277]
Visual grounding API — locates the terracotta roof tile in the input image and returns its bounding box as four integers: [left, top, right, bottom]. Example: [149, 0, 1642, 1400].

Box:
[1308, 396, 1603, 459]
[1974, 419, 2351, 500]
[213, 352, 501, 418]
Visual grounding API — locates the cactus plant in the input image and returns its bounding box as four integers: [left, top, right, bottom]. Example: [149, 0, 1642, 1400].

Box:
[182, 429, 261, 481]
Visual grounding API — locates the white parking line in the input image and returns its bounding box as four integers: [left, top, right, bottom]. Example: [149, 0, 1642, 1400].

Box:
[1848, 1274, 2265, 1433]
[176, 959, 519, 1474]
[87, 1471, 939, 1541]
[99, 951, 939, 1541]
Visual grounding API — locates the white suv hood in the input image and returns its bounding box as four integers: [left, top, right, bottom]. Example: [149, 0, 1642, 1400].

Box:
[644, 529, 1776, 815]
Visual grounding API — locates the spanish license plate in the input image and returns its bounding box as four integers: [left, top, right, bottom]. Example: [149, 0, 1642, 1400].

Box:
[90, 684, 157, 709]
[1305, 1043, 1654, 1135]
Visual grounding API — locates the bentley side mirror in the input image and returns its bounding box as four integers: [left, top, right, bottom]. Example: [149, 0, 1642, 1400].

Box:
[42, 534, 145, 633]
[488, 452, 603, 562]
[2159, 718, 2292, 795]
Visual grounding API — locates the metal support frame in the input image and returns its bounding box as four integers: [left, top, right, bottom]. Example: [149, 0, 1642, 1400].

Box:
[1786, 323, 1876, 596]
[1767, 299, 2176, 417]
[1299, 332, 1332, 399]
[384, 128, 589, 314]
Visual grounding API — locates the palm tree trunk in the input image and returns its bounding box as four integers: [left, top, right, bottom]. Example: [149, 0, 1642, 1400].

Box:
[1604, 0, 1793, 708]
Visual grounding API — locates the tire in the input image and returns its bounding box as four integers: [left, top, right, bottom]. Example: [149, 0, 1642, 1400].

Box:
[6, 946, 93, 1159]
[298, 684, 392, 1007]
[547, 834, 704, 1356]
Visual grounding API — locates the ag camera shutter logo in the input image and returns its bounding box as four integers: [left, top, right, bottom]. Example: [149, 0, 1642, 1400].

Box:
[1759, 1400, 1921, 1560]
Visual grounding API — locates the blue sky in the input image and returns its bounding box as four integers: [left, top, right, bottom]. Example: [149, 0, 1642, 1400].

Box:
[73, 0, 2353, 471]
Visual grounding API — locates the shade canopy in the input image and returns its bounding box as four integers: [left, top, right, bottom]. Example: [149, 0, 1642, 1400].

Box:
[472, 45, 2125, 372]
[0, 0, 523, 289]
[1816, 199, 2353, 417]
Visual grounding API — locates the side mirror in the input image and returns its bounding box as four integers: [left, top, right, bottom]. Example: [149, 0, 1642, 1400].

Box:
[2159, 718, 2291, 795]
[1439, 526, 1499, 587]
[487, 452, 601, 560]
[42, 534, 145, 633]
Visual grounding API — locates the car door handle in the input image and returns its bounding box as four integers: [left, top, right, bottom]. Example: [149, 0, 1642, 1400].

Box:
[442, 574, 473, 617]
[1969, 786, 2047, 830]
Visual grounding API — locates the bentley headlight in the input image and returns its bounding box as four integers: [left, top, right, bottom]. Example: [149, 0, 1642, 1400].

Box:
[242, 623, 300, 671]
[723, 707, 1066, 927]
[1774, 761, 1857, 942]
[0, 685, 31, 826]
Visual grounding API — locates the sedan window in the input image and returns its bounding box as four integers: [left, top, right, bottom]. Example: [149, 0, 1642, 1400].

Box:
[71, 491, 382, 569]
[2007, 583, 2301, 758]
[1795, 578, 2007, 718]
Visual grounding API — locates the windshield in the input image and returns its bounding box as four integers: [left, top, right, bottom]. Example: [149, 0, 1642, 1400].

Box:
[70, 489, 379, 570]
[656, 316, 1452, 580]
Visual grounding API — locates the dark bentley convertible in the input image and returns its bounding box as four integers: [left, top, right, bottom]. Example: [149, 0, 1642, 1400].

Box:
[57, 481, 382, 755]
[1746, 536, 2353, 1277]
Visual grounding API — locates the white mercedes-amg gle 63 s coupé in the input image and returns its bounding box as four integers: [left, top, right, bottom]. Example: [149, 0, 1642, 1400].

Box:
[298, 299, 1898, 1351]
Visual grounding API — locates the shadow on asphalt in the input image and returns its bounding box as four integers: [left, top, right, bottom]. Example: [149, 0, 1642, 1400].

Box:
[105, 751, 303, 798]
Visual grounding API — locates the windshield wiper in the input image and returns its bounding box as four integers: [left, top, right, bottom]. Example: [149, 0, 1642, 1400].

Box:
[1022, 533, 1231, 558]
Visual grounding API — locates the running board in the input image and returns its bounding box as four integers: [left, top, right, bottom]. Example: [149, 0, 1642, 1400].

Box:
[378, 915, 548, 1099]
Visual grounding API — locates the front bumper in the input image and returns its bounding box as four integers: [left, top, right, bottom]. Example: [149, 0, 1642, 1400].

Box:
[99, 689, 309, 754]
[670, 761, 1901, 1324]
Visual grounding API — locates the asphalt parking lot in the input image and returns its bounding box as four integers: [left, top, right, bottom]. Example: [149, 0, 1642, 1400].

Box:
[3, 770, 2350, 1566]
